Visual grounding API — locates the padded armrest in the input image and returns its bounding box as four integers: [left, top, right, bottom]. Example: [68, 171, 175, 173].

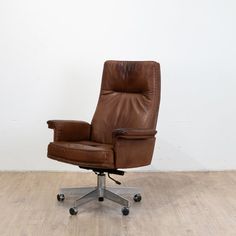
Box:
[112, 128, 157, 140]
[47, 120, 91, 142]
[112, 128, 157, 168]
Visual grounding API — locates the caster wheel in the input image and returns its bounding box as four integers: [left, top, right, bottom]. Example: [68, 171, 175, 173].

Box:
[98, 197, 104, 202]
[122, 207, 129, 216]
[57, 194, 65, 202]
[69, 207, 78, 215]
[133, 193, 142, 202]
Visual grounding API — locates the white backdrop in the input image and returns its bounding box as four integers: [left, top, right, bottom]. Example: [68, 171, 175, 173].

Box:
[0, 0, 235, 171]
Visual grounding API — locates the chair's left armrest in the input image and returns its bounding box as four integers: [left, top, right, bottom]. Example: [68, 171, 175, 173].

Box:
[112, 128, 157, 168]
[47, 120, 91, 142]
[112, 128, 157, 140]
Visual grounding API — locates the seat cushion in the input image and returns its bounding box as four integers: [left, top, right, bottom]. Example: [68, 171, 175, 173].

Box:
[47, 141, 114, 168]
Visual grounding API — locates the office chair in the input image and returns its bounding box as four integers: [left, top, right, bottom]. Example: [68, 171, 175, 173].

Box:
[47, 60, 161, 215]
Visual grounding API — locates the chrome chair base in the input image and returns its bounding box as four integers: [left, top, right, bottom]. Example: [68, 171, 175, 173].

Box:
[57, 173, 141, 216]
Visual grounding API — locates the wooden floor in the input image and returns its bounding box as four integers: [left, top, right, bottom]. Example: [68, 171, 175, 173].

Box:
[0, 171, 235, 236]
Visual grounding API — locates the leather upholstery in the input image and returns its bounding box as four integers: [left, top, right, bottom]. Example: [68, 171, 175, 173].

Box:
[113, 138, 156, 168]
[47, 60, 161, 169]
[48, 141, 114, 168]
[91, 61, 160, 144]
[47, 120, 91, 142]
[112, 128, 157, 140]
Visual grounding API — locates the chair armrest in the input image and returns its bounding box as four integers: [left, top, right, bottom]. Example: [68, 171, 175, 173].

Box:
[47, 120, 91, 141]
[112, 128, 157, 140]
[112, 128, 157, 168]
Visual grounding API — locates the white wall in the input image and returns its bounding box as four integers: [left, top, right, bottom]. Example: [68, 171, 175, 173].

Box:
[0, 0, 235, 171]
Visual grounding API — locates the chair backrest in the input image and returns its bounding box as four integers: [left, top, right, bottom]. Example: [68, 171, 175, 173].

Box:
[91, 60, 161, 144]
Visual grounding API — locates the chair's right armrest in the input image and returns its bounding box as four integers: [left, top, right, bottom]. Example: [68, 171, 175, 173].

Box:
[47, 120, 91, 142]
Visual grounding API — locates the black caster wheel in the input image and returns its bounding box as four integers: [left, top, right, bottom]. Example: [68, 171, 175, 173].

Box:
[121, 207, 129, 216]
[69, 207, 78, 215]
[133, 193, 142, 202]
[57, 193, 65, 202]
[98, 197, 104, 201]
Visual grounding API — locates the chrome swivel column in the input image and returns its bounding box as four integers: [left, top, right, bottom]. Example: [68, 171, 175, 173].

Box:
[97, 173, 105, 201]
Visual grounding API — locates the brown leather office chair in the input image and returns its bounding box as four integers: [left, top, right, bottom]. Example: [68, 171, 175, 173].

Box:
[47, 60, 161, 216]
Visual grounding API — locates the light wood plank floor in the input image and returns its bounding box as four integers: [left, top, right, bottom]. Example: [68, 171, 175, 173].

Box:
[0, 171, 235, 236]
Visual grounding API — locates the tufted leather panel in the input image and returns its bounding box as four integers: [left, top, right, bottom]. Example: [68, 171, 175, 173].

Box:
[91, 61, 160, 144]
